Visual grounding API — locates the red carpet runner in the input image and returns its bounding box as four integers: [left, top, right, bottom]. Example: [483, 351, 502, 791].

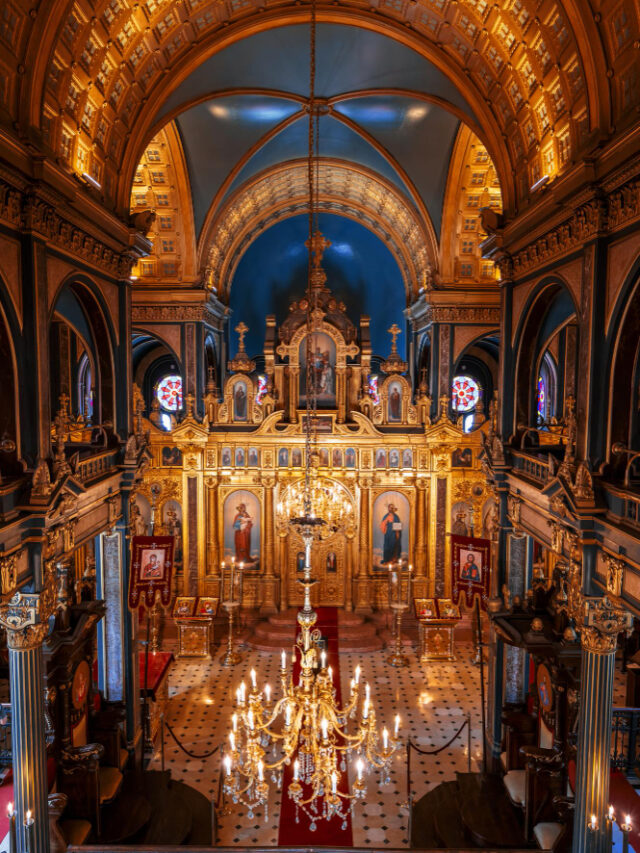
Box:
[277, 607, 354, 846]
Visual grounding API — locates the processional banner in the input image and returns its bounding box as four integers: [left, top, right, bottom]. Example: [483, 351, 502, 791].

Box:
[451, 534, 491, 610]
[128, 535, 174, 610]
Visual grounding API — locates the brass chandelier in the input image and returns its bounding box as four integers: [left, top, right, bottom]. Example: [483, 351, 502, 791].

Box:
[222, 0, 400, 829]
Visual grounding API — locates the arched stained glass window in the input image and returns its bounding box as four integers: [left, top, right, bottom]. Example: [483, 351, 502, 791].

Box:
[451, 375, 480, 412]
[368, 374, 380, 405]
[156, 374, 183, 412]
[537, 376, 546, 422]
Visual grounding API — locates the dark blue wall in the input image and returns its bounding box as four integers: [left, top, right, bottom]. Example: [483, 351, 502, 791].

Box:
[228, 213, 406, 361]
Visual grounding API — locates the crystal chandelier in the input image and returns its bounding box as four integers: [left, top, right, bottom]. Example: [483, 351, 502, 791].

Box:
[277, 477, 354, 540]
[222, 570, 400, 827]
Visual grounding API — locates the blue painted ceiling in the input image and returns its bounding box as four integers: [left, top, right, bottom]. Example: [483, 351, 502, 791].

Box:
[228, 213, 406, 362]
[166, 23, 471, 245]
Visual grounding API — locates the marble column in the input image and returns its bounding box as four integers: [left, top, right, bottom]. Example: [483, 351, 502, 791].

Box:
[414, 479, 428, 597]
[504, 533, 528, 704]
[0, 576, 56, 853]
[572, 600, 632, 853]
[354, 478, 371, 611]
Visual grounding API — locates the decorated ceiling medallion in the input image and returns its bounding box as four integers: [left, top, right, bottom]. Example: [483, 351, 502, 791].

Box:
[451, 375, 479, 412]
[157, 375, 183, 412]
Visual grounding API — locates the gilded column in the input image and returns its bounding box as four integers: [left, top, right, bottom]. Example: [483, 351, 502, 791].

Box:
[355, 477, 371, 611]
[414, 478, 428, 597]
[572, 598, 632, 853]
[260, 475, 277, 613]
[205, 476, 219, 576]
[0, 574, 56, 853]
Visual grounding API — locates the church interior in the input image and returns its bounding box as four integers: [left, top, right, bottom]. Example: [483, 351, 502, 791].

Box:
[0, 1, 640, 851]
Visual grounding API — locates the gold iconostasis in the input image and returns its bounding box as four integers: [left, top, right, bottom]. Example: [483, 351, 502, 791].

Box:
[132, 410, 493, 612]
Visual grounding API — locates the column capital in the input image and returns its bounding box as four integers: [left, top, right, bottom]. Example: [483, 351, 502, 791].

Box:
[580, 596, 633, 655]
[0, 562, 56, 650]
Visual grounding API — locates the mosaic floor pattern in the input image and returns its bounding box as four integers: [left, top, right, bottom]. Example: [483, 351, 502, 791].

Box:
[148, 636, 628, 848]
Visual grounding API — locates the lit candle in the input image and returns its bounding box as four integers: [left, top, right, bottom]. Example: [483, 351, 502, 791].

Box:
[281, 649, 286, 670]
[622, 815, 632, 853]
[7, 803, 15, 853]
[321, 718, 328, 740]
[250, 668, 257, 689]
[331, 771, 337, 794]
[229, 731, 236, 751]
[365, 683, 370, 702]
[24, 810, 34, 853]
[355, 665, 361, 685]
[382, 728, 388, 750]
[363, 699, 369, 719]
[394, 714, 400, 737]
[356, 759, 363, 781]
[257, 760, 264, 781]
[264, 683, 271, 703]
[285, 704, 292, 727]
[236, 687, 241, 706]
[247, 709, 254, 730]
[232, 713, 238, 732]
[293, 759, 299, 781]
[590, 814, 598, 832]
[321, 650, 327, 669]
[350, 678, 355, 693]
[291, 649, 296, 666]
[328, 666, 333, 682]
[607, 805, 615, 849]
[224, 754, 232, 776]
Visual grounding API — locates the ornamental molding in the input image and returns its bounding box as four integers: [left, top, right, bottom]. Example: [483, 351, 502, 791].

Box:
[604, 554, 625, 599]
[581, 596, 633, 655]
[132, 304, 219, 325]
[0, 176, 136, 279]
[0, 560, 57, 650]
[422, 306, 500, 324]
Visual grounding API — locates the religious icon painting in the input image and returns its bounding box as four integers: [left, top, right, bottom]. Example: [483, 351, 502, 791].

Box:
[326, 551, 337, 573]
[299, 332, 336, 409]
[332, 448, 343, 468]
[278, 447, 289, 467]
[235, 447, 246, 467]
[387, 379, 403, 422]
[402, 448, 413, 468]
[223, 489, 261, 571]
[452, 447, 473, 468]
[195, 597, 219, 617]
[319, 448, 329, 467]
[375, 448, 387, 469]
[291, 447, 303, 467]
[451, 535, 491, 608]
[389, 449, 399, 468]
[173, 596, 196, 618]
[221, 446, 232, 467]
[372, 491, 410, 570]
[128, 535, 174, 610]
[233, 379, 248, 422]
[162, 499, 183, 572]
[536, 663, 554, 713]
[248, 447, 259, 467]
[296, 551, 305, 572]
[162, 446, 182, 466]
[345, 447, 356, 468]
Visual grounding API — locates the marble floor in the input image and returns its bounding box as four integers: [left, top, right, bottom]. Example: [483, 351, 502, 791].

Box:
[148, 636, 628, 848]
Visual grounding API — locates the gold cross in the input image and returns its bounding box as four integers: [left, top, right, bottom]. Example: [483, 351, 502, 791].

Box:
[387, 323, 401, 354]
[235, 321, 249, 353]
[305, 230, 331, 269]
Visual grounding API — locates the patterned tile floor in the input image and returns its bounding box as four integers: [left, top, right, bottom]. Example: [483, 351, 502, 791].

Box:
[149, 637, 628, 848]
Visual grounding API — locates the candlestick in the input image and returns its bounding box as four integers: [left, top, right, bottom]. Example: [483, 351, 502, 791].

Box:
[356, 759, 363, 781]
[394, 714, 401, 737]
[606, 805, 614, 850]
[281, 649, 286, 670]
[229, 731, 235, 751]
[258, 760, 264, 781]
[331, 771, 337, 794]
[355, 664, 361, 684]
[250, 668, 257, 689]
[224, 754, 232, 775]
[7, 803, 15, 853]
[382, 727, 388, 750]
[24, 810, 34, 853]
[293, 759, 299, 781]
[327, 665, 333, 682]
[264, 683, 271, 703]
[622, 815, 632, 853]
[232, 713, 237, 732]
[320, 650, 327, 669]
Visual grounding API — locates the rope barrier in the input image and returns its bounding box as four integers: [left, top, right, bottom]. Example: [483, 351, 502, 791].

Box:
[163, 718, 220, 760]
[407, 716, 470, 755]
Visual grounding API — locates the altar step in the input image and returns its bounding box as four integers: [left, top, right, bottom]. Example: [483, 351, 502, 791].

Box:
[411, 772, 532, 849]
[249, 608, 383, 652]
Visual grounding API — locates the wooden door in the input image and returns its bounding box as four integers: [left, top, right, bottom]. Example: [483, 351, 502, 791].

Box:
[286, 533, 346, 607]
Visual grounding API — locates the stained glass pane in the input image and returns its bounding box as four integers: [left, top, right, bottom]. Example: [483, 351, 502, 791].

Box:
[368, 374, 380, 405]
[156, 374, 183, 412]
[451, 375, 479, 412]
[256, 374, 268, 405]
[537, 375, 546, 421]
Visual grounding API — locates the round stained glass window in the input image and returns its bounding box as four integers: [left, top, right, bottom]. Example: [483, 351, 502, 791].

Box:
[156, 375, 183, 412]
[451, 375, 480, 412]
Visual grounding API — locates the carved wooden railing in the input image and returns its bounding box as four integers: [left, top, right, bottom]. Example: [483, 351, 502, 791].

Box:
[75, 448, 119, 483]
[510, 450, 551, 484]
[611, 707, 640, 778]
[601, 483, 640, 530]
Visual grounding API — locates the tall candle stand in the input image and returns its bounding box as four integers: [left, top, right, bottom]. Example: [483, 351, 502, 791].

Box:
[387, 561, 412, 667]
[220, 560, 244, 667]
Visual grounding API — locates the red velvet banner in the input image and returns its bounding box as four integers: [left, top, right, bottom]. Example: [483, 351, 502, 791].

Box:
[128, 535, 174, 610]
[451, 534, 491, 610]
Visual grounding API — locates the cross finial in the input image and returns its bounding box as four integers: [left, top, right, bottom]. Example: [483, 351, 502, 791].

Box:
[305, 230, 331, 271]
[235, 322, 249, 353]
[387, 323, 401, 355]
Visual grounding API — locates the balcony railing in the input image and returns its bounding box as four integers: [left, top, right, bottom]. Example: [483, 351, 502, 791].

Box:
[611, 707, 640, 778]
[510, 450, 551, 484]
